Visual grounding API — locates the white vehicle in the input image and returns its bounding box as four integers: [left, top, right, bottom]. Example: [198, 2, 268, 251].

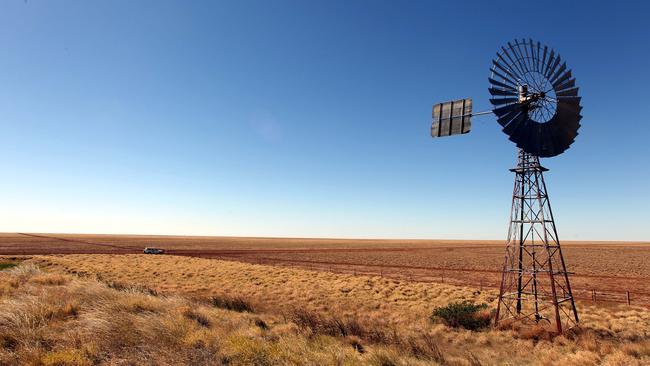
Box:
[143, 247, 165, 254]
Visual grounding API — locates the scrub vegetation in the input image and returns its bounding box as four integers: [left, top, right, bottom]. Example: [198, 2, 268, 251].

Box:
[1, 255, 648, 365]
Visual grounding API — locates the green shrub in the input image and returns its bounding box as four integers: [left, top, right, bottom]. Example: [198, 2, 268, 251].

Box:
[0, 262, 18, 271]
[431, 301, 491, 331]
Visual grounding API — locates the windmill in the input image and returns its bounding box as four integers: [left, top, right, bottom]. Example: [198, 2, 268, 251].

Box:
[431, 39, 582, 333]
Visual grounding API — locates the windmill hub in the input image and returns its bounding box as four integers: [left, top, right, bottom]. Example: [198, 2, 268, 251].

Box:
[518, 84, 552, 120]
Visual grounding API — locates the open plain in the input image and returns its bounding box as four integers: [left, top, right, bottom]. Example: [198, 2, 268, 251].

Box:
[1, 233, 650, 365]
[1, 233, 649, 306]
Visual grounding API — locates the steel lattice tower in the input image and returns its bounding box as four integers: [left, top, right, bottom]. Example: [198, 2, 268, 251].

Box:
[495, 149, 579, 333]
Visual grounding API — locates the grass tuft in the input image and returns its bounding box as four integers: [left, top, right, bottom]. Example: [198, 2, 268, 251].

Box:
[182, 308, 211, 328]
[211, 294, 255, 313]
[41, 349, 92, 366]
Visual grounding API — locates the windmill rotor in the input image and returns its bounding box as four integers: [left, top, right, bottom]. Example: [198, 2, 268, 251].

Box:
[489, 39, 582, 158]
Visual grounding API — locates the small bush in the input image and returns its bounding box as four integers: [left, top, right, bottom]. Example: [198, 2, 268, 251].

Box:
[431, 301, 491, 331]
[0, 262, 18, 271]
[211, 294, 255, 313]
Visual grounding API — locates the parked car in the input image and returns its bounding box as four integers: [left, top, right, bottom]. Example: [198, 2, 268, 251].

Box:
[143, 247, 165, 254]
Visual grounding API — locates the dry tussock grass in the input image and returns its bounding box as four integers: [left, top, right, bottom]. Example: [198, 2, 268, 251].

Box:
[3, 265, 416, 365]
[2, 255, 649, 365]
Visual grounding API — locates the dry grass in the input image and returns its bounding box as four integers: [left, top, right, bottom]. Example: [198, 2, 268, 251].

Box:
[2, 254, 647, 365]
[1, 264, 416, 365]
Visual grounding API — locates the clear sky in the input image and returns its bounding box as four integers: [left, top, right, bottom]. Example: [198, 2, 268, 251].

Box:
[1, 1, 648, 240]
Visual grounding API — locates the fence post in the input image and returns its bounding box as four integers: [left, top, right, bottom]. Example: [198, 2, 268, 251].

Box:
[441, 271, 444, 283]
[627, 291, 631, 306]
[480, 279, 483, 292]
[592, 290, 596, 303]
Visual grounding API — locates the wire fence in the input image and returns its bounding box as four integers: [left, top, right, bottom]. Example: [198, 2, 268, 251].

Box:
[208, 255, 650, 308]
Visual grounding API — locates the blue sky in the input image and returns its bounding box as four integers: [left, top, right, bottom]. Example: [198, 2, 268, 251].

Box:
[0, 1, 648, 240]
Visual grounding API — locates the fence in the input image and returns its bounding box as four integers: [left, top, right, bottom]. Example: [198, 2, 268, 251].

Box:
[207, 255, 650, 308]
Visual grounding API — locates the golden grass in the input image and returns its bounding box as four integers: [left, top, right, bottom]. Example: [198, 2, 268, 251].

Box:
[2, 255, 650, 365]
[0, 265, 385, 365]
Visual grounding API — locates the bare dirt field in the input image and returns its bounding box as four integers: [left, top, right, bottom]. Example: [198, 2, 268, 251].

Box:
[1, 233, 649, 306]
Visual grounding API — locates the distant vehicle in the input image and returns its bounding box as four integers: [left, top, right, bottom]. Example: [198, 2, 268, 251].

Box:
[143, 247, 165, 254]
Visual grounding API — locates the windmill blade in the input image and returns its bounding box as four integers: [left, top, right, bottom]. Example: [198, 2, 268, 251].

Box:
[555, 78, 576, 92]
[552, 115, 580, 140]
[534, 40, 541, 72]
[497, 109, 523, 127]
[516, 119, 537, 153]
[521, 39, 534, 73]
[490, 97, 518, 106]
[489, 77, 517, 91]
[531, 123, 545, 156]
[529, 39, 538, 72]
[556, 87, 579, 97]
[550, 62, 568, 84]
[549, 122, 576, 153]
[508, 119, 531, 147]
[493, 103, 522, 117]
[492, 60, 520, 84]
[546, 54, 562, 80]
[555, 103, 583, 123]
[501, 47, 526, 76]
[539, 125, 557, 157]
[546, 125, 569, 157]
[541, 46, 549, 74]
[511, 40, 530, 73]
[489, 87, 517, 96]
[490, 68, 518, 86]
[556, 100, 582, 114]
[497, 54, 523, 79]
[506, 42, 526, 74]
[556, 96, 581, 106]
[544, 50, 556, 76]
[502, 112, 526, 135]
[552, 70, 572, 89]
[514, 39, 532, 73]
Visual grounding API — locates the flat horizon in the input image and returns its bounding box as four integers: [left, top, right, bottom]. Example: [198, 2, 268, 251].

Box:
[3, 232, 649, 244]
